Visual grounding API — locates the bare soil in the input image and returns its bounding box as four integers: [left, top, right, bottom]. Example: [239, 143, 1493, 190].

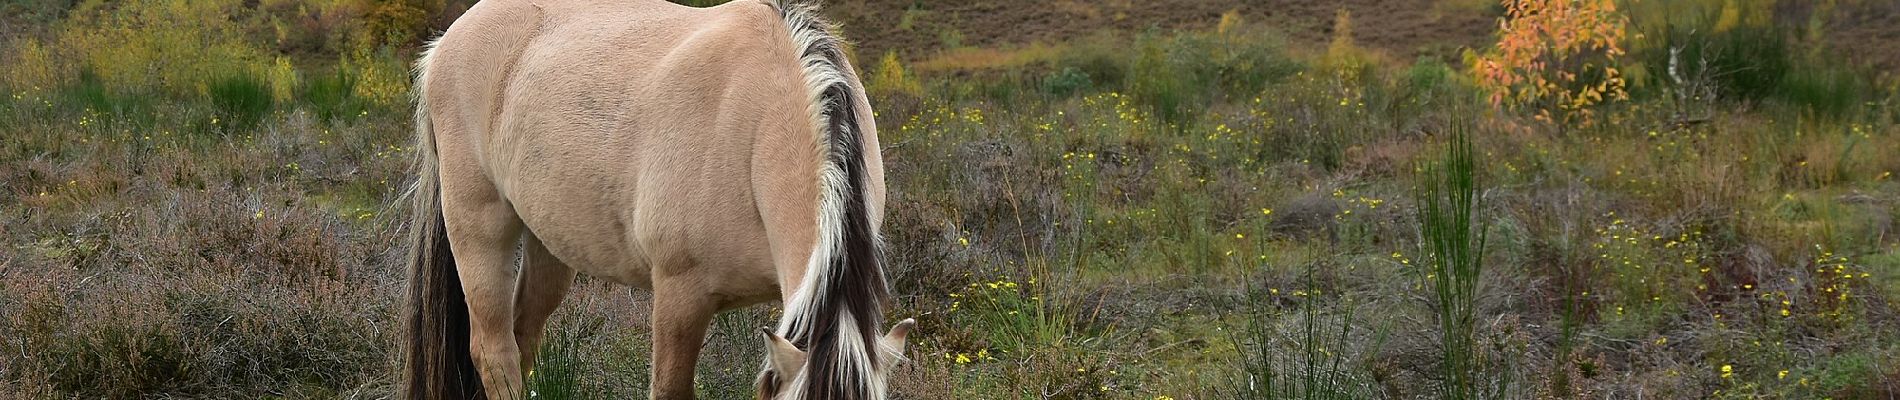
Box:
[827, 0, 1899, 78]
[827, 0, 1501, 63]
[1824, 0, 1900, 74]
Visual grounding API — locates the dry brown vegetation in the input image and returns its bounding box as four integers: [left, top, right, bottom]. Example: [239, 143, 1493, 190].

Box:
[3, 0, 1900, 399]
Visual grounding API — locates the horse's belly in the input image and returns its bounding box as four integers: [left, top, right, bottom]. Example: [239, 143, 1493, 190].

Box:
[505, 162, 655, 288]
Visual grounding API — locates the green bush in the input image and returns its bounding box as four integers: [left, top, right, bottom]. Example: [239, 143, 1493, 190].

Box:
[1054, 33, 1131, 91]
[1404, 57, 1454, 99]
[1642, 25, 1790, 103]
[1631, 4, 1871, 118]
[1776, 64, 1869, 118]
[1041, 67, 1092, 98]
[302, 68, 361, 121]
[1129, 33, 1194, 126]
[58, 70, 114, 113]
[209, 73, 273, 129]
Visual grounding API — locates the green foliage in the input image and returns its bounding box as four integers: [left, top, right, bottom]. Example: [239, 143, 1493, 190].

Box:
[359, 0, 428, 49]
[1229, 266, 1385, 399]
[1053, 33, 1132, 92]
[1129, 35, 1194, 126]
[1415, 123, 1499, 400]
[1249, 72, 1384, 171]
[1041, 67, 1093, 98]
[303, 68, 363, 121]
[209, 73, 274, 129]
[1776, 64, 1871, 118]
[2, 2, 1897, 399]
[1640, 23, 1788, 103]
[1626, 0, 1874, 118]
[1121, 26, 1302, 127]
[1404, 57, 1454, 99]
[57, 70, 114, 112]
[34, 0, 275, 96]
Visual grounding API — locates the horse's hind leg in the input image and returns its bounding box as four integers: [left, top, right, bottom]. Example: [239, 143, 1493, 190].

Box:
[513, 232, 576, 376]
[441, 177, 528, 399]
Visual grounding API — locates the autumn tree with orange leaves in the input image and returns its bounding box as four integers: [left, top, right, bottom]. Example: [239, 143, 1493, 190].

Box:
[1470, 0, 1630, 126]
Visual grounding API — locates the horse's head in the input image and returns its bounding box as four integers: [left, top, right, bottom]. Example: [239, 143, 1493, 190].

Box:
[756, 318, 915, 400]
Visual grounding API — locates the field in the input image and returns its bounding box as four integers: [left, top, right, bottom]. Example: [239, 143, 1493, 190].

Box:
[3, 0, 1899, 399]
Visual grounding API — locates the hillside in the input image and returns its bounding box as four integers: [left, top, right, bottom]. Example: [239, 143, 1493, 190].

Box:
[1, 0, 1897, 399]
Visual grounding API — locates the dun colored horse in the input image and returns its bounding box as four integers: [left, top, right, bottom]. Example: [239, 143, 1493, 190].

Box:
[401, 0, 910, 398]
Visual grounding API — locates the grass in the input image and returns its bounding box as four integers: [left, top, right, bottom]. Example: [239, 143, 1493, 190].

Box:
[1414, 121, 1508, 399]
[1228, 262, 1387, 399]
[3, 1, 1899, 399]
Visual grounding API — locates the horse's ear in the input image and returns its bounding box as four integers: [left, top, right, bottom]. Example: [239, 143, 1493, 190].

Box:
[879, 318, 916, 358]
[760, 328, 806, 378]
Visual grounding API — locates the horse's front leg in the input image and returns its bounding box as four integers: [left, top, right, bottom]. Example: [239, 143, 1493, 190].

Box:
[649, 286, 718, 400]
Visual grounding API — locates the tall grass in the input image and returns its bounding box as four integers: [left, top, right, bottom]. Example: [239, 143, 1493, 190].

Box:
[208, 73, 272, 129]
[1228, 263, 1385, 399]
[3, 1, 1898, 398]
[1415, 121, 1493, 400]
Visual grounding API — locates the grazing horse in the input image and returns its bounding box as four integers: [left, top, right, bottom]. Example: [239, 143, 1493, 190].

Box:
[400, 0, 912, 398]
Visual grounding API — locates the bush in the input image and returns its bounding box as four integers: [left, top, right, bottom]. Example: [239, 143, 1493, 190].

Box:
[1053, 32, 1131, 92]
[1041, 67, 1092, 98]
[1405, 58, 1454, 96]
[867, 50, 924, 100]
[209, 73, 273, 129]
[1627, 0, 1872, 118]
[1776, 64, 1870, 118]
[53, 0, 275, 96]
[303, 68, 360, 121]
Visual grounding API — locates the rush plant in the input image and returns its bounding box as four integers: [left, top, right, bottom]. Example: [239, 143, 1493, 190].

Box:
[1415, 121, 1493, 399]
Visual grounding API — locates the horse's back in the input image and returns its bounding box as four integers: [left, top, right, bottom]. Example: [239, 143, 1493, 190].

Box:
[422, 0, 807, 302]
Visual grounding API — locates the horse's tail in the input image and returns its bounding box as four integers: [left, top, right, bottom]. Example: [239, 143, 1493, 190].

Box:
[771, 2, 894, 399]
[401, 39, 484, 400]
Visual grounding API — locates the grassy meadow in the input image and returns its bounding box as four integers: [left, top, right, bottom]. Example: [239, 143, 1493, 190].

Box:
[3, 0, 1898, 399]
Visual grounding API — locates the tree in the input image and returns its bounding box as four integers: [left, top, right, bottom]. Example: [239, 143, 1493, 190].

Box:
[1469, 0, 1630, 126]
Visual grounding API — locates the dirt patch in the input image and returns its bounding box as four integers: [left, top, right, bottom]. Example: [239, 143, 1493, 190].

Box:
[829, 0, 1900, 80]
[829, 0, 1501, 63]
[1823, 1, 1900, 76]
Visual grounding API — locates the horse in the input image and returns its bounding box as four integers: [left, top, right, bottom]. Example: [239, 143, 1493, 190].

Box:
[399, 0, 912, 398]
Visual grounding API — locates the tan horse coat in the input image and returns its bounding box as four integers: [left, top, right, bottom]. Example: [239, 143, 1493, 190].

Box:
[401, 0, 904, 399]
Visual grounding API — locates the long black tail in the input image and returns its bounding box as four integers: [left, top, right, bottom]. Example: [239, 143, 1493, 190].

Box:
[401, 45, 484, 399]
[401, 202, 482, 399]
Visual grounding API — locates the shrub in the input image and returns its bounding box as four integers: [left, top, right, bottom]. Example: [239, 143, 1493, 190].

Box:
[1405, 57, 1454, 97]
[1041, 67, 1092, 98]
[209, 73, 274, 129]
[1054, 32, 1131, 92]
[359, 0, 427, 49]
[1626, 0, 1873, 118]
[303, 68, 361, 121]
[2, 39, 62, 91]
[1470, 0, 1630, 126]
[52, 0, 276, 97]
[867, 50, 924, 100]
[344, 49, 412, 107]
[1776, 64, 1869, 118]
[1129, 33, 1194, 126]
